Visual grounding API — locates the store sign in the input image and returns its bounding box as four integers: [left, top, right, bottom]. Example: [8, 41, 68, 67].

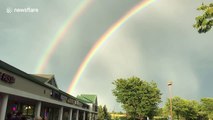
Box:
[66, 98, 75, 105]
[0, 72, 15, 83]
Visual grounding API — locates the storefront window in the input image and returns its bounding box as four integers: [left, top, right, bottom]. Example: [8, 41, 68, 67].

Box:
[41, 106, 60, 120]
[22, 105, 34, 116]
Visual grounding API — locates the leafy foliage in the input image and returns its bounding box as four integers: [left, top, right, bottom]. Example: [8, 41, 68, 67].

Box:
[112, 77, 162, 120]
[165, 96, 185, 120]
[181, 100, 199, 120]
[200, 98, 213, 119]
[164, 96, 212, 120]
[193, 3, 213, 33]
[98, 105, 111, 120]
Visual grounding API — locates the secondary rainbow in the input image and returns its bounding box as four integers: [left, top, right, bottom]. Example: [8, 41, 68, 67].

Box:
[68, 0, 155, 94]
[35, 0, 93, 73]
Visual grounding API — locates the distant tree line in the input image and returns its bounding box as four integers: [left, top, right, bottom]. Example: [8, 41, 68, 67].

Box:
[159, 97, 213, 120]
[111, 76, 213, 120]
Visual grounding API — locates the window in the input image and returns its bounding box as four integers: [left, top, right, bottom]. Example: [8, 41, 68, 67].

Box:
[22, 105, 34, 116]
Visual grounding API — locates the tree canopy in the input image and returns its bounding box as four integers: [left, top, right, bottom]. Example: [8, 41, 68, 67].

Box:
[200, 98, 213, 119]
[164, 96, 212, 120]
[193, 2, 213, 33]
[98, 105, 111, 120]
[112, 77, 161, 120]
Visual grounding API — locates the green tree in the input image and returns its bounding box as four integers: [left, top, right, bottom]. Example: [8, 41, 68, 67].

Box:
[165, 96, 208, 120]
[181, 100, 199, 120]
[98, 105, 111, 120]
[165, 96, 185, 120]
[193, 3, 213, 33]
[98, 105, 104, 120]
[112, 77, 162, 120]
[155, 107, 168, 119]
[156, 108, 163, 116]
[200, 98, 213, 119]
[103, 105, 112, 120]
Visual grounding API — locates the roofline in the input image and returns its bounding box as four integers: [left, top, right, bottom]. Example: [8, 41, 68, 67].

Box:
[0, 60, 75, 100]
[0, 60, 52, 89]
[78, 94, 97, 104]
[77, 97, 92, 104]
[77, 96, 93, 103]
[0, 60, 95, 110]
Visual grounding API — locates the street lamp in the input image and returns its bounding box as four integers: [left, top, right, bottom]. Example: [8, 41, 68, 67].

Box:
[168, 81, 173, 120]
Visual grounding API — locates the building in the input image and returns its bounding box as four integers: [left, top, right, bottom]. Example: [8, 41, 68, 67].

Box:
[0, 60, 98, 120]
[77, 94, 98, 113]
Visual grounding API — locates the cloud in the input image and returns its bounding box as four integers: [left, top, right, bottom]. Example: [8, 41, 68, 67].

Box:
[0, 0, 213, 112]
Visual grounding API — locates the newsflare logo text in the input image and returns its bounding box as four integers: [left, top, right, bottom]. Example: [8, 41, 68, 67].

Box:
[6, 7, 39, 14]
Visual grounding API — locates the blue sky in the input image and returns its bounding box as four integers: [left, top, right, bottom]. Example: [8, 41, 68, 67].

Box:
[0, 0, 213, 111]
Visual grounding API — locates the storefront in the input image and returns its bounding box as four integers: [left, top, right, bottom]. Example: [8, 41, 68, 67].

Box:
[62, 107, 70, 120]
[0, 60, 98, 120]
[40, 102, 61, 120]
[6, 95, 36, 119]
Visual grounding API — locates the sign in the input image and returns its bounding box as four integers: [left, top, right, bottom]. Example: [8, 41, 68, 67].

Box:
[66, 98, 76, 105]
[0, 72, 15, 83]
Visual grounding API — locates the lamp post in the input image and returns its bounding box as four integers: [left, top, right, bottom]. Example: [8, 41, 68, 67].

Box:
[168, 81, 173, 120]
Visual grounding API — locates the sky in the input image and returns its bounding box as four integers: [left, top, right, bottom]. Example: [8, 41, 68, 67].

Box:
[0, 0, 213, 112]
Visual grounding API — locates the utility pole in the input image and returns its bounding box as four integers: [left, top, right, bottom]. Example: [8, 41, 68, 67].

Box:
[168, 81, 173, 120]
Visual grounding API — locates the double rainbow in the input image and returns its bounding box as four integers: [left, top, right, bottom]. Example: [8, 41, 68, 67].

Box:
[67, 0, 155, 94]
[34, 0, 155, 94]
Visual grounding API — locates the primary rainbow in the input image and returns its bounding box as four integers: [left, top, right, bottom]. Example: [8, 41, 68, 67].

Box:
[35, 0, 93, 73]
[67, 0, 155, 94]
